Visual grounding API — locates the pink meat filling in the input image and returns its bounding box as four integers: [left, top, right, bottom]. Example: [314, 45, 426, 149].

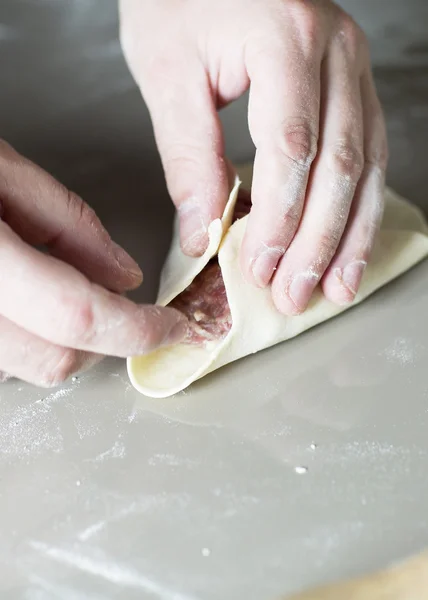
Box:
[169, 188, 252, 345]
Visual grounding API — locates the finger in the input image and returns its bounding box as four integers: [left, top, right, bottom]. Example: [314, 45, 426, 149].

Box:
[271, 22, 366, 314]
[140, 58, 229, 257]
[0, 141, 142, 293]
[0, 315, 101, 388]
[0, 221, 188, 356]
[241, 11, 326, 288]
[0, 371, 12, 383]
[322, 68, 388, 305]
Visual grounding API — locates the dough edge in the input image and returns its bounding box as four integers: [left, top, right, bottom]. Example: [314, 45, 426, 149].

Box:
[128, 164, 428, 398]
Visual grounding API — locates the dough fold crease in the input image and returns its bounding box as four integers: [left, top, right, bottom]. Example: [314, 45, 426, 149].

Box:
[128, 164, 428, 398]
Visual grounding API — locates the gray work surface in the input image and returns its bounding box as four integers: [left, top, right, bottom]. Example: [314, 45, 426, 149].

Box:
[1, 1, 428, 599]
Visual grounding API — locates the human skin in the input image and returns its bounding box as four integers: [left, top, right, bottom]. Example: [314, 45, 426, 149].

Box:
[119, 0, 388, 315]
[0, 141, 187, 386]
[0, 0, 388, 385]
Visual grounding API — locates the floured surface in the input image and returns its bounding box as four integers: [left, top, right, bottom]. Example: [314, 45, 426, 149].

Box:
[3, 278, 428, 600]
[2, 1, 428, 600]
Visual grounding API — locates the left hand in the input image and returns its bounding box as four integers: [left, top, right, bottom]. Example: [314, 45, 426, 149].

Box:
[119, 0, 388, 315]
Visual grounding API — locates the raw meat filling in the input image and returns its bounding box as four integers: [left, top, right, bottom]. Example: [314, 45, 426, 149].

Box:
[169, 188, 252, 345]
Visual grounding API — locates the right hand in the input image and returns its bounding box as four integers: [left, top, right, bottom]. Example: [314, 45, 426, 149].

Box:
[0, 141, 188, 387]
[120, 0, 388, 314]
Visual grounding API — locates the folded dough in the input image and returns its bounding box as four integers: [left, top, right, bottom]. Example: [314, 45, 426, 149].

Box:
[128, 163, 428, 398]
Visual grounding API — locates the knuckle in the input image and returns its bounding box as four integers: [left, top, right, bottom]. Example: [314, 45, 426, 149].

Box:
[162, 142, 222, 199]
[65, 189, 98, 229]
[282, 209, 301, 233]
[163, 142, 204, 171]
[43, 348, 78, 387]
[60, 294, 96, 346]
[318, 231, 342, 260]
[134, 306, 168, 353]
[327, 142, 364, 182]
[337, 12, 367, 55]
[162, 144, 203, 197]
[275, 200, 303, 235]
[280, 0, 321, 54]
[295, 3, 321, 49]
[140, 330, 161, 354]
[277, 118, 318, 168]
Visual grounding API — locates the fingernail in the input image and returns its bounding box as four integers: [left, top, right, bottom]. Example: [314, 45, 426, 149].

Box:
[288, 270, 319, 312]
[163, 315, 189, 347]
[251, 248, 282, 288]
[112, 242, 143, 279]
[336, 260, 367, 297]
[179, 198, 209, 257]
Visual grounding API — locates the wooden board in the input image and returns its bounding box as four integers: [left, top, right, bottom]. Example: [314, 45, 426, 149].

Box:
[283, 551, 428, 600]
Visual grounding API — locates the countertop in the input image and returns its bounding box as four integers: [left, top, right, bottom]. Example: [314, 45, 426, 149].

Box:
[1, 1, 428, 598]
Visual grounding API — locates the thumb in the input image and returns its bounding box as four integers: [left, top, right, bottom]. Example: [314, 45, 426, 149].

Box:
[142, 63, 229, 256]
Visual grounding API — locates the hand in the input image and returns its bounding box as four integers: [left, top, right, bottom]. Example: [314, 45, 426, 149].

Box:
[0, 141, 187, 386]
[119, 0, 388, 314]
